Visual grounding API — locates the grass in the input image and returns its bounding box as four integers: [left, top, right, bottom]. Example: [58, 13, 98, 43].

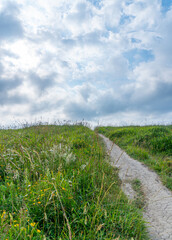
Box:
[96, 125, 172, 190]
[0, 124, 149, 239]
[131, 179, 145, 209]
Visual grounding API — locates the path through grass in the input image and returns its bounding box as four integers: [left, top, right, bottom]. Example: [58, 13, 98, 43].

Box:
[96, 125, 172, 190]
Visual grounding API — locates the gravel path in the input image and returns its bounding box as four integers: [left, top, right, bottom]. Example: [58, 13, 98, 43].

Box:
[100, 134, 172, 240]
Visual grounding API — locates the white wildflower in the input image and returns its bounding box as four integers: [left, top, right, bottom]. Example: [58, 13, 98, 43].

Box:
[80, 162, 88, 170]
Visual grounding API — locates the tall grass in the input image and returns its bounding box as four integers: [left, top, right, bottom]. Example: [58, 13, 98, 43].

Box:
[96, 125, 172, 190]
[0, 125, 148, 239]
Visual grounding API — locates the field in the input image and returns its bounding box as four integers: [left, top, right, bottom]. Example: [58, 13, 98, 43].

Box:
[0, 125, 148, 239]
[96, 125, 172, 190]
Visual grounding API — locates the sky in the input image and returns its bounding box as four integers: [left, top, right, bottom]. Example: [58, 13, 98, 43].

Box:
[0, 0, 172, 127]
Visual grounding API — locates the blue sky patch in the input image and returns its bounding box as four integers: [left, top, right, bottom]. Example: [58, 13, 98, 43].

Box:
[131, 38, 141, 44]
[87, 0, 102, 8]
[161, 0, 172, 13]
[124, 49, 154, 68]
[120, 15, 135, 25]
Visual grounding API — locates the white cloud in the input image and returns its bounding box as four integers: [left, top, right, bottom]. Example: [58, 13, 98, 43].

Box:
[0, 0, 172, 126]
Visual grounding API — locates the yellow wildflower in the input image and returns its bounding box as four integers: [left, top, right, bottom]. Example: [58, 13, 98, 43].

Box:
[30, 222, 36, 227]
[1, 211, 6, 219]
[37, 229, 41, 233]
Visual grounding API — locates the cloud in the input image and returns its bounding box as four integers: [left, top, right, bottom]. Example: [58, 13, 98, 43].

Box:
[0, 63, 3, 74]
[100, 0, 124, 29]
[64, 84, 127, 120]
[29, 72, 57, 93]
[0, 2, 23, 41]
[0, 0, 172, 125]
[0, 76, 28, 105]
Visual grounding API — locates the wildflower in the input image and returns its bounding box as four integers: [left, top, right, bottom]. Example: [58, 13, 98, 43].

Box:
[62, 187, 66, 191]
[30, 222, 36, 227]
[14, 224, 19, 227]
[1, 211, 6, 219]
[37, 229, 41, 233]
[80, 164, 87, 170]
[38, 202, 41, 204]
[65, 152, 76, 163]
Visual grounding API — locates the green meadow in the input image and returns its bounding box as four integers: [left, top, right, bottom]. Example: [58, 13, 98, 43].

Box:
[96, 125, 172, 190]
[0, 125, 148, 239]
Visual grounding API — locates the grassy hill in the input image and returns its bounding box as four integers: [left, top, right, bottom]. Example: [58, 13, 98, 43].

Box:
[96, 125, 172, 190]
[0, 125, 148, 239]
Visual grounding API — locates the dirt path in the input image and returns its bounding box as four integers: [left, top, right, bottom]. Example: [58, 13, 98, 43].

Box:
[100, 134, 172, 240]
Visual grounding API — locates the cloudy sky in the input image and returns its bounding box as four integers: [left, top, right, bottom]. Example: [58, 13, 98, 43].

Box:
[0, 0, 172, 126]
